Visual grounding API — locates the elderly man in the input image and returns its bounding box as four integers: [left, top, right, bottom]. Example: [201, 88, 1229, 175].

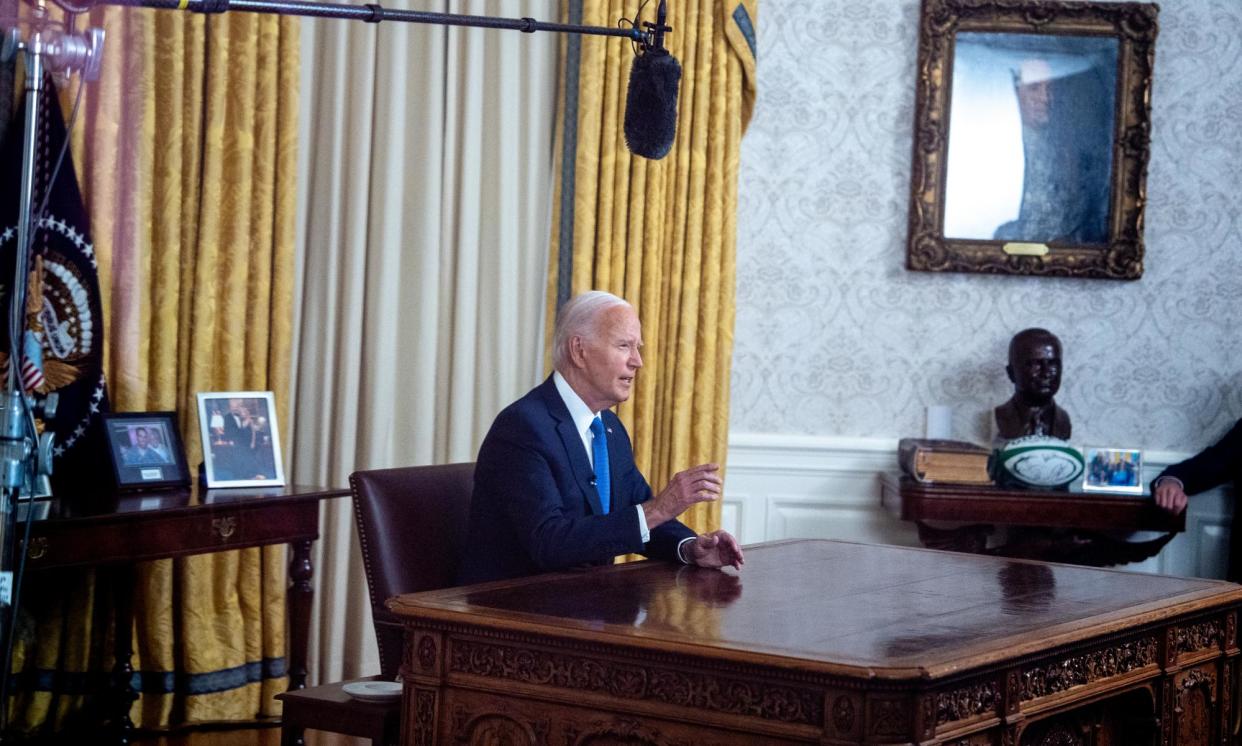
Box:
[457, 290, 744, 585]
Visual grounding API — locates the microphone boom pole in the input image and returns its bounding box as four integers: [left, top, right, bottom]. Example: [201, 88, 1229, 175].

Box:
[85, 0, 682, 160]
[88, 0, 649, 42]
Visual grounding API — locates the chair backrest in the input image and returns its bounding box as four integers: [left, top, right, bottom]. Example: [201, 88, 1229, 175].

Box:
[349, 462, 474, 679]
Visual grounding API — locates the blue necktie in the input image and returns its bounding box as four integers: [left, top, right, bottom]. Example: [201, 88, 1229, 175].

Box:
[590, 416, 611, 514]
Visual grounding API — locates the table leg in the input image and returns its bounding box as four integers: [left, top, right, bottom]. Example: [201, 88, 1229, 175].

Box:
[280, 723, 306, 746]
[288, 539, 313, 691]
[108, 565, 138, 745]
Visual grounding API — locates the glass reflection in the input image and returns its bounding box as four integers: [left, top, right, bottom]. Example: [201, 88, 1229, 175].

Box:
[944, 33, 1118, 244]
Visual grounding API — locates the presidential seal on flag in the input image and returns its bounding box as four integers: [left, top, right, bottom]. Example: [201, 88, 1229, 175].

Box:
[0, 250, 96, 397]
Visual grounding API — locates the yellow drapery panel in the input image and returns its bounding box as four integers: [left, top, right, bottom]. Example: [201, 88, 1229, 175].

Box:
[547, 0, 757, 537]
[8, 4, 297, 733]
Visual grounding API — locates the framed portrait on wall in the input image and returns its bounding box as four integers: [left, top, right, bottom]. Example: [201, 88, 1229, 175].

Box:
[196, 391, 286, 488]
[102, 412, 191, 490]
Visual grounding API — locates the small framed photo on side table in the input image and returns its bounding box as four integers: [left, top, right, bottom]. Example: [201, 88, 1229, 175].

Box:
[1082, 447, 1143, 494]
[197, 391, 286, 488]
[103, 412, 191, 490]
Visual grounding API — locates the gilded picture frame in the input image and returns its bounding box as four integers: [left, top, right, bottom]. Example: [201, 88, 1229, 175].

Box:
[906, 0, 1158, 279]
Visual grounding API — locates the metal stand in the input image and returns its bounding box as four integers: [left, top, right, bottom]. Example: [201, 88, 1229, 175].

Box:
[0, 5, 103, 736]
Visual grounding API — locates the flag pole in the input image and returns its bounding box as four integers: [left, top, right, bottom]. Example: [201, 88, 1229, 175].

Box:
[6, 3, 42, 400]
[0, 4, 48, 732]
[0, 2, 101, 734]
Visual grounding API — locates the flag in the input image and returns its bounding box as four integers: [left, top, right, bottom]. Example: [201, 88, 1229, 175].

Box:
[0, 78, 111, 495]
[0, 329, 46, 392]
[20, 330, 45, 393]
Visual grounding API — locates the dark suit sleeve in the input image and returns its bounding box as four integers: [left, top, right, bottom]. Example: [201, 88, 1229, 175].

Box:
[1156, 419, 1242, 495]
[646, 518, 696, 563]
[607, 416, 695, 561]
[476, 424, 647, 572]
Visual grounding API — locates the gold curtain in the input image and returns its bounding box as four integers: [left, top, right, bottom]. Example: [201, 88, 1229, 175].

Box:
[547, 0, 757, 535]
[10, 4, 298, 732]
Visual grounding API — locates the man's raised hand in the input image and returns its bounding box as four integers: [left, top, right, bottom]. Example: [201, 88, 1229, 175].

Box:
[643, 463, 722, 527]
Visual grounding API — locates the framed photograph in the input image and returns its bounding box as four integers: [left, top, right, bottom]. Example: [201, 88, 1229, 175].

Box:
[1082, 447, 1143, 494]
[197, 391, 286, 488]
[102, 412, 191, 490]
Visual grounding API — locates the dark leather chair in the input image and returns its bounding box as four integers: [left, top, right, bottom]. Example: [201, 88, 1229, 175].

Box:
[349, 462, 474, 678]
[280, 465, 472, 745]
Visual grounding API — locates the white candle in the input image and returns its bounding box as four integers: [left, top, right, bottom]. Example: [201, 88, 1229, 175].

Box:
[926, 405, 953, 440]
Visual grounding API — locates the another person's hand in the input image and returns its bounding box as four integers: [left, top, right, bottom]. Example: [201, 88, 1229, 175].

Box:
[685, 529, 744, 571]
[643, 463, 722, 527]
[1153, 477, 1188, 514]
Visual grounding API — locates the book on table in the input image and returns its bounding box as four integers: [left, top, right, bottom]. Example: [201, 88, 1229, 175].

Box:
[898, 438, 993, 485]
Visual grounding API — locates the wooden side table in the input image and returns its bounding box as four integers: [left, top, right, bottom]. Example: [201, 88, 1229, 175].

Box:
[879, 473, 1186, 565]
[18, 483, 350, 743]
[275, 677, 400, 746]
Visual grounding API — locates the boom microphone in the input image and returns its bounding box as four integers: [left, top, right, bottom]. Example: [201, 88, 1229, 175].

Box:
[623, 0, 680, 160]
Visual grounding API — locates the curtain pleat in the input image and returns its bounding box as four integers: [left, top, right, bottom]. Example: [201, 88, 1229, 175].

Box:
[292, 0, 558, 685]
[10, 4, 299, 733]
[548, 0, 757, 538]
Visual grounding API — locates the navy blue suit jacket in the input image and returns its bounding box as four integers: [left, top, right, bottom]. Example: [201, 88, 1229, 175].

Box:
[456, 376, 694, 585]
[1156, 418, 1242, 579]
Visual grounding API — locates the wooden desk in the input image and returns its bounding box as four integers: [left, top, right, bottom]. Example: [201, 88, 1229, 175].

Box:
[18, 483, 349, 741]
[391, 539, 1241, 745]
[881, 473, 1187, 566]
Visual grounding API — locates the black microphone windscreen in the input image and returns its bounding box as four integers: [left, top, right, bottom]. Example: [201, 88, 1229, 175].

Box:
[623, 49, 681, 160]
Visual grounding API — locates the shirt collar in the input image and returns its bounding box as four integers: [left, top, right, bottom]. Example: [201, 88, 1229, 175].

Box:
[553, 370, 599, 439]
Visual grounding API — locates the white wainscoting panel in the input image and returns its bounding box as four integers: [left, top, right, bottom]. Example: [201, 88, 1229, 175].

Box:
[726, 434, 1234, 580]
[724, 434, 919, 549]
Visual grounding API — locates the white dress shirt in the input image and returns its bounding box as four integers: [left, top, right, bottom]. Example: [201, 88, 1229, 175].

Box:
[552, 371, 653, 543]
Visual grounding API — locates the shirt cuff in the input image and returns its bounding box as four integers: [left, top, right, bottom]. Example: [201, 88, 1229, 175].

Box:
[1154, 475, 1185, 490]
[676, 536, 695, 565]
[635, 505, 650, 544]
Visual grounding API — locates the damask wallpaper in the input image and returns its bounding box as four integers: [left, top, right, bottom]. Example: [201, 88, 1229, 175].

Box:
[731, 0, 1242, 451]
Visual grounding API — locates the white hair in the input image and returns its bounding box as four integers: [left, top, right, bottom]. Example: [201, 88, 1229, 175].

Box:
[552, 291, 631, 371]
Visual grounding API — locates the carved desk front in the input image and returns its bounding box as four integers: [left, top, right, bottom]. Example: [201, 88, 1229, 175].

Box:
[390, 539, 1241, 746]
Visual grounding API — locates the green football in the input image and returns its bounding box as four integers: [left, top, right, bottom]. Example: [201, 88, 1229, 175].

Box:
[997, 436, 1085, 488]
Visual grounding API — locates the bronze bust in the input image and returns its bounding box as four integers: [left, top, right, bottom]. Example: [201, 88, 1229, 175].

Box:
[994, 328, 1071, 442]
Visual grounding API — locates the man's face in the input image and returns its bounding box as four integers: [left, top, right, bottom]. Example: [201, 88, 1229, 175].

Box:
[1017, 59, 1053, 124]
[134, 428, 150, 448]
[571, 305, 644, 412]
[1009, 341, 1061, 404]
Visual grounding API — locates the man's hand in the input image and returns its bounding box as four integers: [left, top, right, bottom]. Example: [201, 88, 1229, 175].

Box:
[1154, 477, 1188, 514]
[642, 463, 722, 527]
[685, 529, 744, 571]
